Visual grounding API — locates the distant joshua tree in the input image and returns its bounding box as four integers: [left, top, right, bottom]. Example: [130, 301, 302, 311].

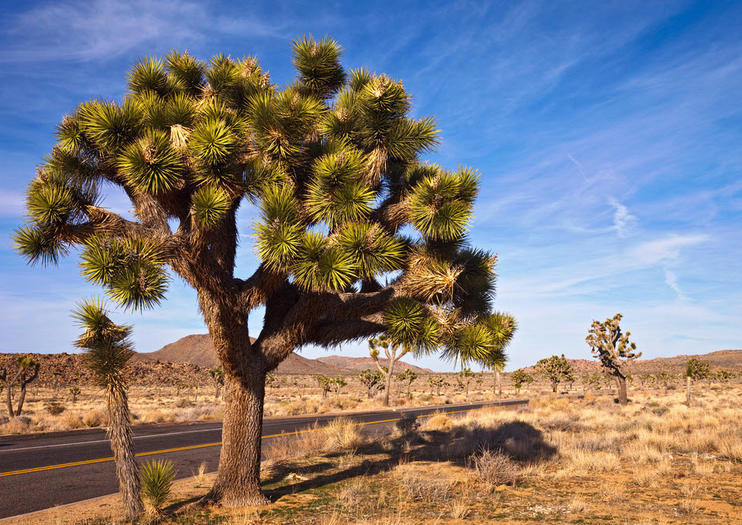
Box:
[358, 369, 384, 399]
[395, 369, 417, 399]
[685, 358, 710, 405]
[209, 366, 225, 399]
[510, 369, 533, 395]
[69, 386, 81, 403]
[73, 300, 143, 521]
[427, 376, 445, 396]
[586, 314, 640, 405]
[0, 355, 40, 418]
[536, 355, 574, 393]
[369, 334, 411, 407]
[456, 368, 476, 397]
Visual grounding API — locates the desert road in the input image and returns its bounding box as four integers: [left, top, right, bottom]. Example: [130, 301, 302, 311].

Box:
[0, 398, 526, 519]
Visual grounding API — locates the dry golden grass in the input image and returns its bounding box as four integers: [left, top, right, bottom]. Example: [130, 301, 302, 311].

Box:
[5, 380, 742, 524]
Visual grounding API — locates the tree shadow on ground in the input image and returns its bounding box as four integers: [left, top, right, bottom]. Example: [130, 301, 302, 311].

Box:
[262, 417, 557, 502]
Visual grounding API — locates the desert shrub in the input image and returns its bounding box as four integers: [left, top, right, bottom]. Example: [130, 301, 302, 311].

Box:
[469, 447, 520, 486]
[83, 409, 108, 427]
[1, 417, 30, 434]
[61, 413, 85, 429]
[322, 417, 364, 452]
[395, 466, 455, 502]
[140, 459, 176, 514]
[45, 401, 66, 415]
[422, 413, 453, 432]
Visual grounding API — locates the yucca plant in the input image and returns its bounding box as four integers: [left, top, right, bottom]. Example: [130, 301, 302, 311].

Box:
[72, 300, 143, 520]
[14, 36, 515, 506]
[140, 459, 176, 516]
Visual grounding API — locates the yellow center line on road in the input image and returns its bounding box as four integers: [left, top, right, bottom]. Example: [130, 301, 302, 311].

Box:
[0, 403, 514, 478]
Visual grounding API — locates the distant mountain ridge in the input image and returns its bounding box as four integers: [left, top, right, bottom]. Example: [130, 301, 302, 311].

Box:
[524, 349, 742, 374]
[136, 334, 432, 374]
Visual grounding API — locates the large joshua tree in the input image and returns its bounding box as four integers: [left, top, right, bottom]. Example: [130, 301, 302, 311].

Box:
[586, 313, 640, 405]
[14, 36, 515, 505]
[72, 300, 143, 520]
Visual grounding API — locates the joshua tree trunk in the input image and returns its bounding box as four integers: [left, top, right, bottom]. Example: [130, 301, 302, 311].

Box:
[616, 376, 628, 405]
[686, 376, 692, 405]
[15, 382, 30, 417]
[204, 364, 267, 505]
[4, 382, 12, 418]
[107, 384, 143, 520]
[383, 363, 394, 407]
[496, 370, 502, 399]
[551, 382, 558, 393]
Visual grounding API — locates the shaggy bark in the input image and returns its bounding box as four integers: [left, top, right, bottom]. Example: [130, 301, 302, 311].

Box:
[107, 384, 143, 520]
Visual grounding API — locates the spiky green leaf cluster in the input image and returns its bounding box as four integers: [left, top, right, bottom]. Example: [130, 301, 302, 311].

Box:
[72, 299, 134, 387]
[80, 236, 168, 310]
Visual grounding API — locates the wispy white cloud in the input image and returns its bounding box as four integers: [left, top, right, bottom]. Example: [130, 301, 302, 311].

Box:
[1, 0, 286, 63]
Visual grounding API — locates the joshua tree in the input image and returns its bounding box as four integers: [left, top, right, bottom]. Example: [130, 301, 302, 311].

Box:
[72, 300, 143, 520]
[0, 355, 40, 417]
[456, 368, 476, 397]
[510, 369, 533, 395]
[330, 376, 347, 397]
[317, 375, 333, 398]
[427, 376, 445, 396]
[209, 366, 225, 399]
[358, 368, 384, 399]
[369, 334, 411, 407]
[536, 355, 574, 393]
[395, 369, 417, 399]
[685, 358, 710, 404]
[69, 386, 81, 403]
[586, 314, 640, 405]
[13, 36, 514, 505]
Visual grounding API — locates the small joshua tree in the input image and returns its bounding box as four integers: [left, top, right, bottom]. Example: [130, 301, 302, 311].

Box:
[586, 313, 640, 405]
[358, 368, 384, 399]
[317, 375, 333, 398]
[685, 358, 710, 405]
[69, 386, 81, 403]
[456, 368, 476, 397]
[369, 334, 410, 407]
[0, 355, 40, 418]
[73, 300, 143, 521]
[209, 366, 224, 400]
[536, 355, 574, 393]
[510, 369, 533, 395]
[427, 376, 445, 396]
[395, 369, 417, 399]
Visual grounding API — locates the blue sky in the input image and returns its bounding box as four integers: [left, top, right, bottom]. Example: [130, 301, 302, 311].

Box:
[1, 0, 740, 371]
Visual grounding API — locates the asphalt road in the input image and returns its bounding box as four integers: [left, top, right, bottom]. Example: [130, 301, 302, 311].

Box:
[0, 399, 526, 520]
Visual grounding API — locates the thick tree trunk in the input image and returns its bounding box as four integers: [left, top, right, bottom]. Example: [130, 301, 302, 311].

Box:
[496, 370, 502, 399]
[204, 364, 268, 506]
[107, 384, 143, 521]
[617, 376, 628, 405]
[551, 382, 558, 393]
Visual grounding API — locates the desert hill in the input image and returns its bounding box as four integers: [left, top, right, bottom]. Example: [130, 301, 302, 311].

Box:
[316, 355, 433, 374]
[137, 334, 356, 374]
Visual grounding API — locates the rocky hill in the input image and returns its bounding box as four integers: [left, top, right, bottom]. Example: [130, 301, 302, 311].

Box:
[0, 352, 209, 387]
[136, 334, 346, 375]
